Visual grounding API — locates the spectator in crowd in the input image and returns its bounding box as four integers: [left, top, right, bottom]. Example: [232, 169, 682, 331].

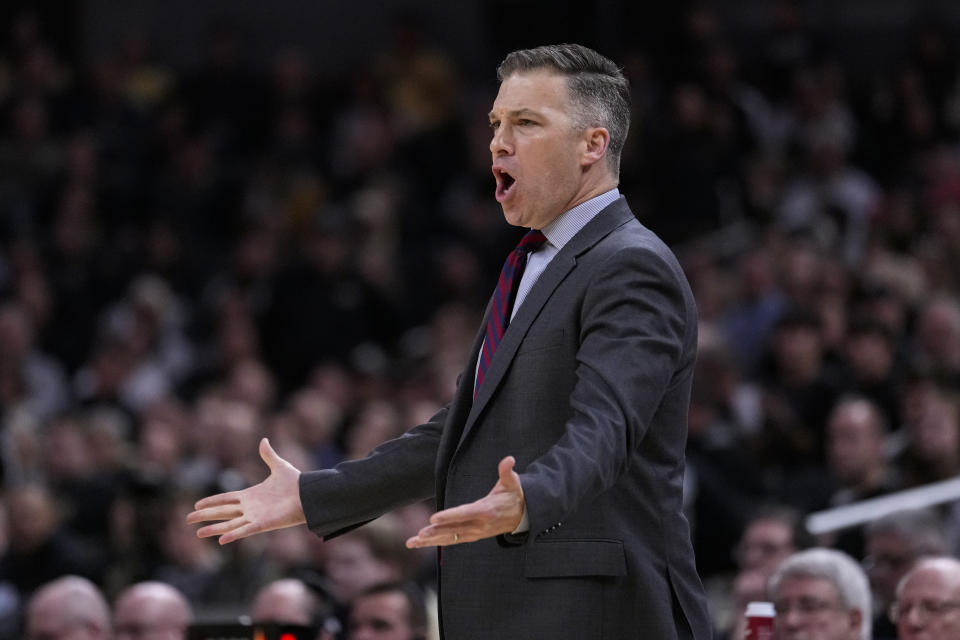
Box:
[684, 338, 766, 578]
[153, 493, 266, 620]
[323, 514, 420, 609]
[223, 357, 277, 416]
[0, 300, 69, 422]
[250, 577, 327, 628]
[892, 556, 960, 640]
[341, 401, 403, 462]
[40, 411, 122, 556]
[912, 295, 960, 386]
[826, 397, 897, 507]
[24, 575, 111, 640]
[644, 79, 742, 245]
[256, 523, 326, 589]
[113, 580, 193, 640]
[187, 392, 267, 494]
[249, 576, 338, 640]
[774, 108, 879, 268]
[287, 387, 344, 470]
[824, 396, 900, 559]
[348, 582, 428, 640]
[720, 246, 788, 377]
[0, 483, 102, 596]
[768, 547, 871, 640]
[756, 306, 843, 506]
[718, 505, 814, 639]
[863, 508, 950, 639]
[135, 399, 191, 480]
[896, 377, 960, 489]
[99, 275, 197, 400]
[838, 317, 901, 430]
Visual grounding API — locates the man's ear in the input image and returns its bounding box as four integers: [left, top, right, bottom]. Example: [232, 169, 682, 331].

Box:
[581, 127, 610, 167]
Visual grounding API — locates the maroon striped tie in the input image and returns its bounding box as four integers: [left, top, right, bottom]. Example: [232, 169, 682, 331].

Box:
[474, 229, 547, 398]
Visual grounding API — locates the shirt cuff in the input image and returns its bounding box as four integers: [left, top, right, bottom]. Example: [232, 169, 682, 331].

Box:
[511, 505, 529, 534]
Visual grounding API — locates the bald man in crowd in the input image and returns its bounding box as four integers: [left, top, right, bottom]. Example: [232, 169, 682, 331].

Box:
[113, 581, 193, 640]
[893, 556, 960, 640]
[250, 577, 324, 627]
[25, 575, 111, 640]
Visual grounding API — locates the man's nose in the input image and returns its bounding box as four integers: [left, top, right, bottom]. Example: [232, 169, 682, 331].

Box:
[490, 126, 512, 155]
[782, 608, 807, 630]
[904, 604, 926, 628]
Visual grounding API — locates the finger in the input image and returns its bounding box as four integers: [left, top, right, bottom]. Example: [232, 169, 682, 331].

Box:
[406, 526, 467, 548]
[428, 501, 488, 526]
[406, 533, 434, 549]
[405, 535, 448, 548]
[193, 492, 241, 511]
[411, 523, 452, 541]
[497, 456, 520, 490]
[196, 517, 247, 539]
[219, 520, 263, 545]
[186, 504, 244, 524]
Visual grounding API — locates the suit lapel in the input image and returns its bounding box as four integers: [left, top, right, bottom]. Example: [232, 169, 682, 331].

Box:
[454, 198, 635, 452]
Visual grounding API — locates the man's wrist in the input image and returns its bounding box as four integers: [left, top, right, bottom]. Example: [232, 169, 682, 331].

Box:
[511, 505, 529, 534]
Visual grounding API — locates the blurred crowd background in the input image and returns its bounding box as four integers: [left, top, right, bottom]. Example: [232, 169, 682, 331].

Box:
[4, 0, 960, 638]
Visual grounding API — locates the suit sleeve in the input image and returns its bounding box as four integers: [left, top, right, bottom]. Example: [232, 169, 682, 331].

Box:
[298, 406, 447, 538]
[518, 244, 694, 536]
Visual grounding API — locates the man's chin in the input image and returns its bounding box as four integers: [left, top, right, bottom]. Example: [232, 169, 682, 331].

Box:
[501, 207, 527, 228]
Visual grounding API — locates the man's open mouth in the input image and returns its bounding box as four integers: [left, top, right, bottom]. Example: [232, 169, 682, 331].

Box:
[494, 168, 516, 200]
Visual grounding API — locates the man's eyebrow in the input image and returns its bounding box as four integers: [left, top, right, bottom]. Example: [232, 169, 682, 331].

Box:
[488, 108, 540, 120]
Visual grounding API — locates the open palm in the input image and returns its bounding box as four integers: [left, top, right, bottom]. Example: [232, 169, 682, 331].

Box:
[186, 438, 306, 545]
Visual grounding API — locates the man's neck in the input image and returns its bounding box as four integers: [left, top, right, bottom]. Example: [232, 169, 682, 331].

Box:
[555, 177, 617, 218]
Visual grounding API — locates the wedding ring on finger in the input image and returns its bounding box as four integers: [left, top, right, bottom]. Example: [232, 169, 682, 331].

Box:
[453, 532, 460, 543]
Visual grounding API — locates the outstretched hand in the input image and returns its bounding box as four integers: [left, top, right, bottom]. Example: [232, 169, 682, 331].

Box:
[406, 455, 525, 548]
[186, 438, 306, 545]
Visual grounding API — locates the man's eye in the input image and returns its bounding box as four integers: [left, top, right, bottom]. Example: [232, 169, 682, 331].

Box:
[518, 119, 535, 126]
[489, 121, 500, 130]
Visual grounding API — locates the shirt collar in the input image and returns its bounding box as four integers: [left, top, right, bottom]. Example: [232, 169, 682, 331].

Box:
[540, 188, 620, 250]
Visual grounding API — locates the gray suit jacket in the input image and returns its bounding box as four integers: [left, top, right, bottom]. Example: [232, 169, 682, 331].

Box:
[300, 197, 712, 639]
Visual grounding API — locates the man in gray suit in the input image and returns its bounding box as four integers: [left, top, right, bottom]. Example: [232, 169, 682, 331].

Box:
[188, 43, 712, 639]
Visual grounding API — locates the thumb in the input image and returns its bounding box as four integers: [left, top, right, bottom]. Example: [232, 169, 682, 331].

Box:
[259, 437, 281, 471]
[497, 456, 519, 489]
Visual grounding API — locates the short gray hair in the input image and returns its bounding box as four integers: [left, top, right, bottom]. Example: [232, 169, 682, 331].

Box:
[496, 44, 630, 176]
[769, 548, 872, 640]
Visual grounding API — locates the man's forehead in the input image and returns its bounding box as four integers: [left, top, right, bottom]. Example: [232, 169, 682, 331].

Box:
[904, 567, 958, 593]
[779, 575, 839, 597]
[491, 71, 569, 109]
